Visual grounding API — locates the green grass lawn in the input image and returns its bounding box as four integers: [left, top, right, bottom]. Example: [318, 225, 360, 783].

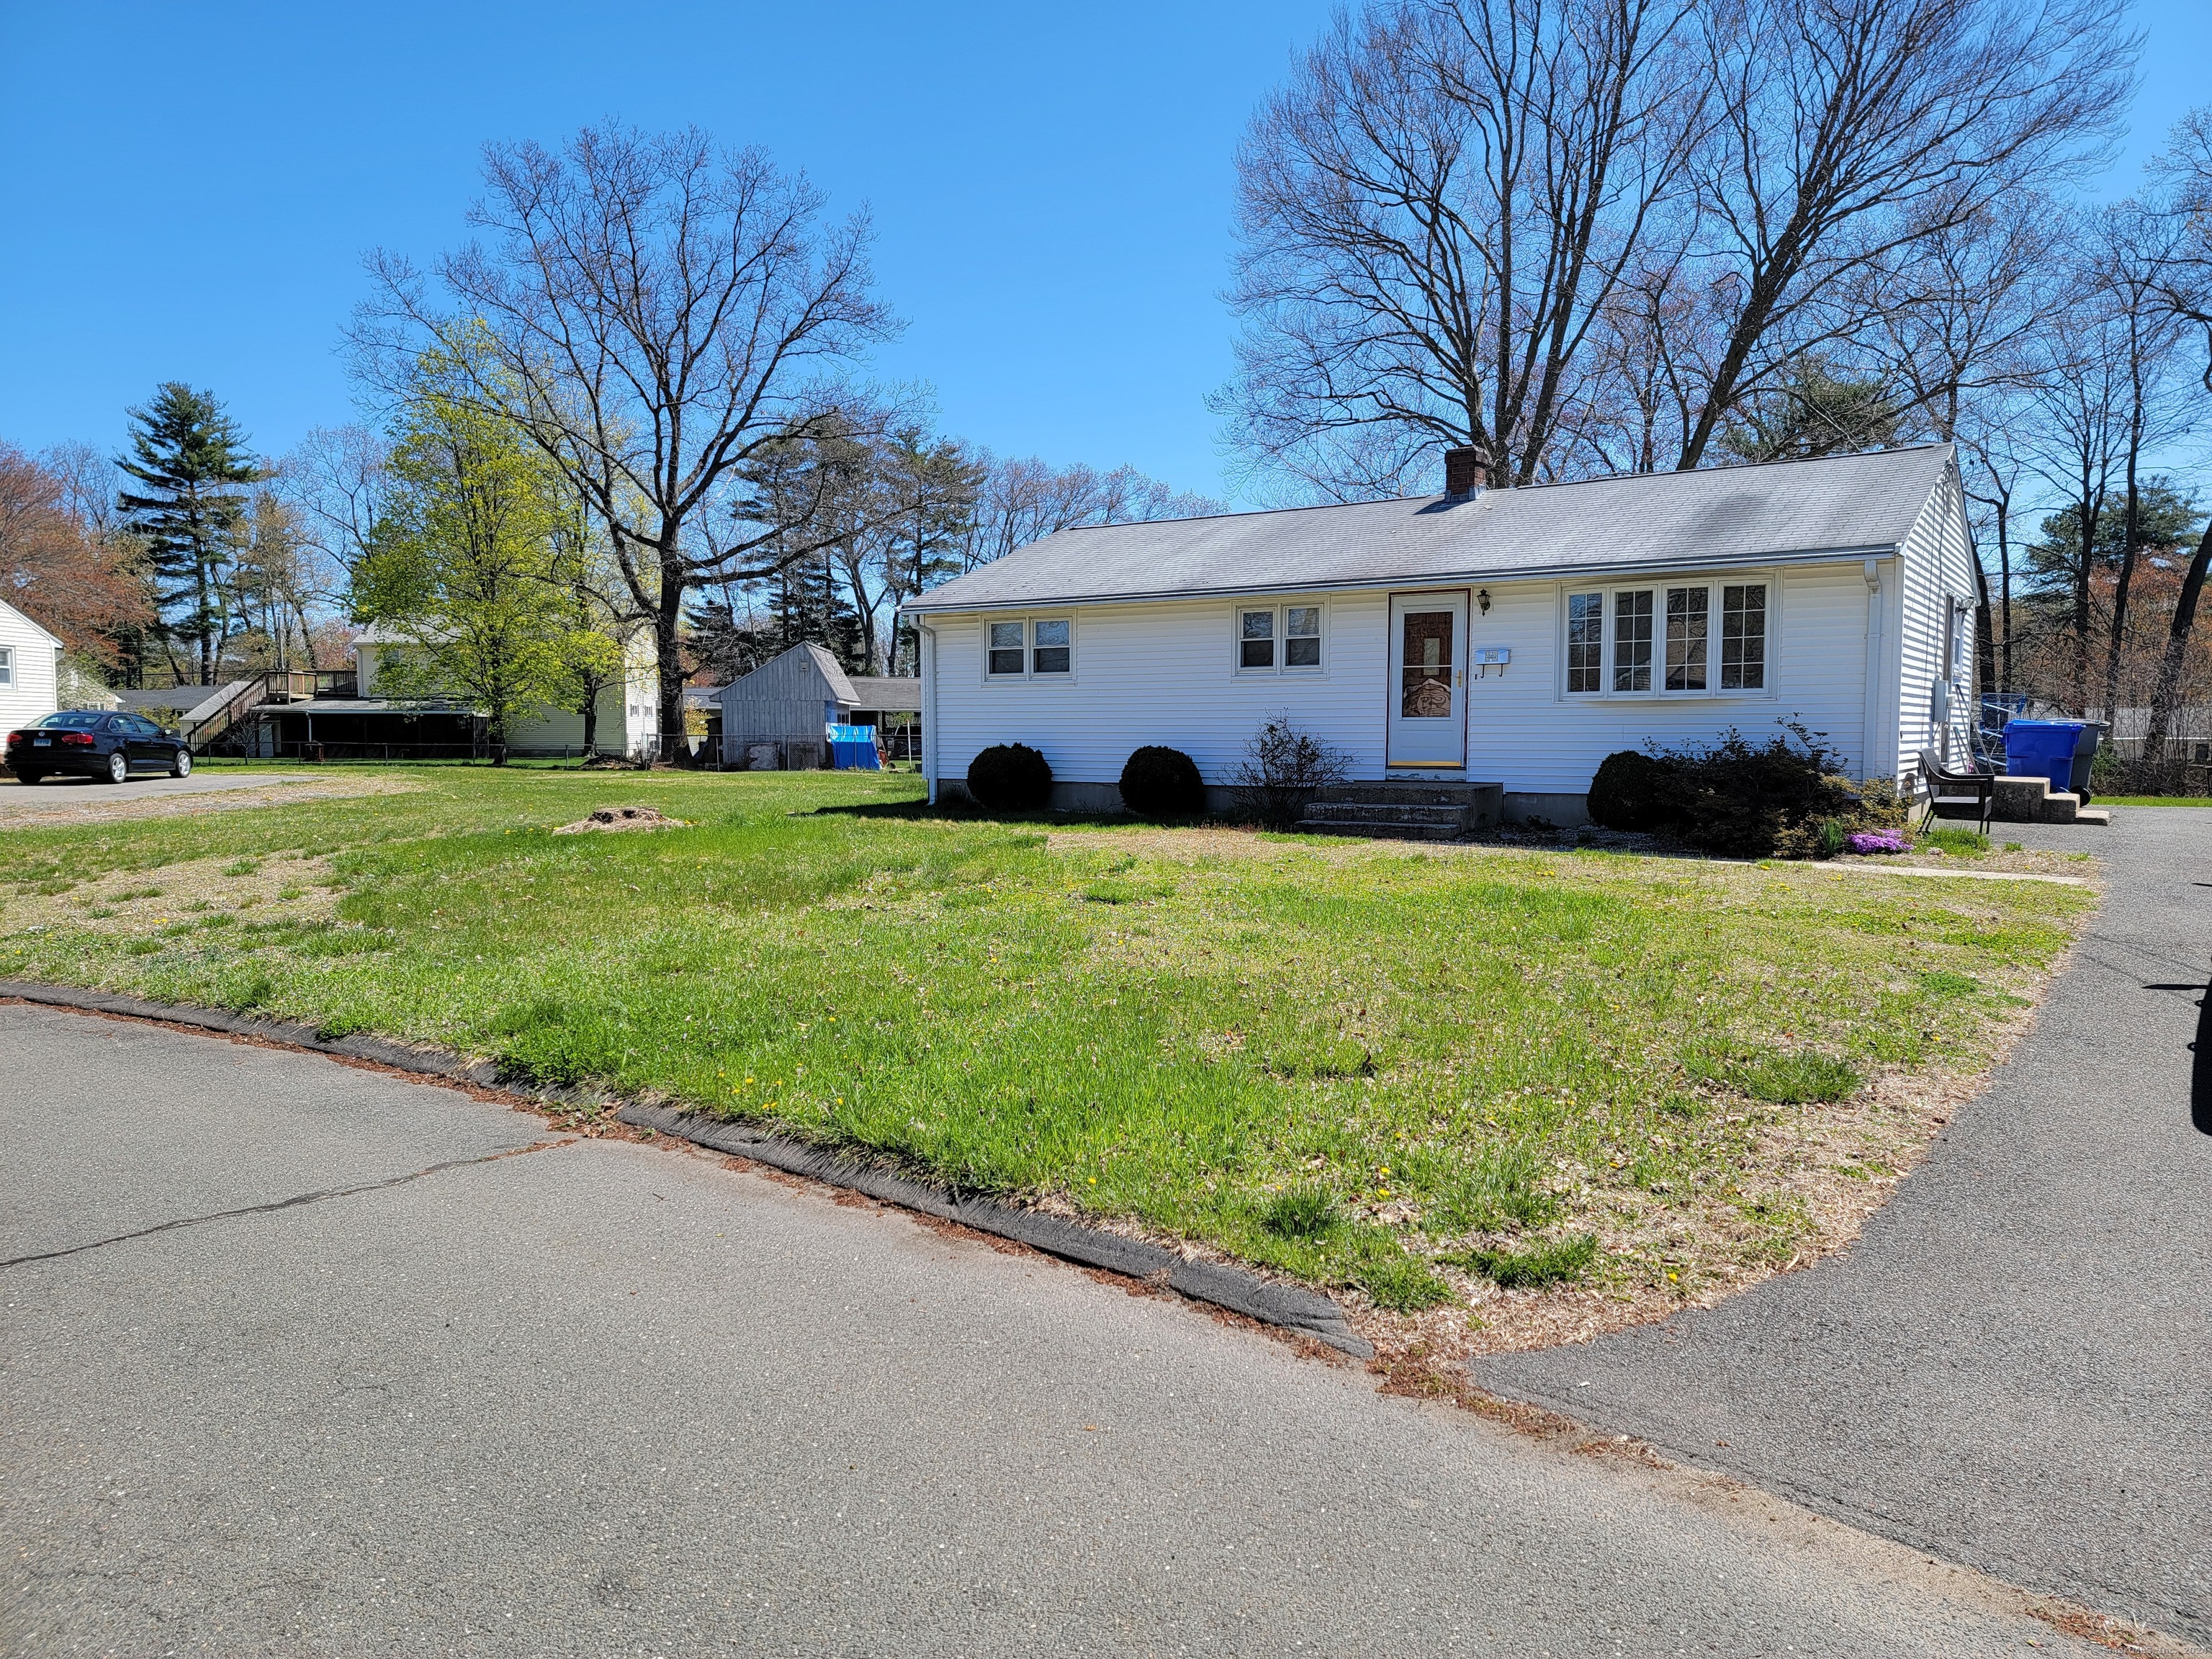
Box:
[0, 768, 2091, 1320]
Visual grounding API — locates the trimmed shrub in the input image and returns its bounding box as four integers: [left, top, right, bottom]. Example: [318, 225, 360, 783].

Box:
[1118, 745, 1206, 820]
[966, 743, 1053, 812]
[1588, 749, 1674, 831]
[1588, 725, 1866, 858]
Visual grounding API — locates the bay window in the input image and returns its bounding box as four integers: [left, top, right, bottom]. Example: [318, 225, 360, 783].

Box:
[1566, 580, 1770, 698]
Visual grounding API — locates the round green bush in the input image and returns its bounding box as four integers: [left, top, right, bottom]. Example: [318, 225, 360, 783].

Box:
[1118, 745, 1205, 820]
[1587, 749, 1674, 832]
[966, 742, 1053, 811]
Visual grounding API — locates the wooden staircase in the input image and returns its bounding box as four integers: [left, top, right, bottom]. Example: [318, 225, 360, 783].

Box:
[1296, 781, 1503, 842]
[188, 670, 359, 754]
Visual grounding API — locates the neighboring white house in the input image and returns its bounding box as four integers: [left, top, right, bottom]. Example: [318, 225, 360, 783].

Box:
[0, 596, 64, 732]
[902, 444, 1978, 822]
[353, 624, 661, 758]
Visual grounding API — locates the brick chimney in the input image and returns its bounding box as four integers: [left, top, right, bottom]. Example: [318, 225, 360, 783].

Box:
[1442, 446, 1483, 498]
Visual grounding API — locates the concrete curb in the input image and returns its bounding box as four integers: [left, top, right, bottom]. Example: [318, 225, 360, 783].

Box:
[0, 980, 1374, 1359]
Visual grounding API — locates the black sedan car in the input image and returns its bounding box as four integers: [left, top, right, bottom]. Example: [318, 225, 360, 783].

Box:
[6, 711, 194, 784]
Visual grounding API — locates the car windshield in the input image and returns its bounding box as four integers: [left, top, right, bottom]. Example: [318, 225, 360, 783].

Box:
[33, 712, 107, 730]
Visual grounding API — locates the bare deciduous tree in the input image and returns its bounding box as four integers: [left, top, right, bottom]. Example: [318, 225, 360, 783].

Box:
[1668, 0, 2134, 470]
[355, 123, 898, 755]
[1218, 0, 1704, 499]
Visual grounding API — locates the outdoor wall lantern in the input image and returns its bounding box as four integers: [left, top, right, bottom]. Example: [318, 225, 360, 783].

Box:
[1476, 588, 1492, 614]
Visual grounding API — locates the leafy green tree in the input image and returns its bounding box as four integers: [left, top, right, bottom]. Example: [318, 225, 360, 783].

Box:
[117, 382, 260, 685]
[1719, 361, 1903, 464]
[2023, 477, 2201, 586]
[354, 362, 615, 760]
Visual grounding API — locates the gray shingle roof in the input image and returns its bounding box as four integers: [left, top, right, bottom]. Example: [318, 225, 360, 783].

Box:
[907, 445, 1954, 613]
[845, 675, 922, 711]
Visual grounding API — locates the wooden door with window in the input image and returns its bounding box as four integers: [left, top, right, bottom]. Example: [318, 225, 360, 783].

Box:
[1386, 591, 1468, 770]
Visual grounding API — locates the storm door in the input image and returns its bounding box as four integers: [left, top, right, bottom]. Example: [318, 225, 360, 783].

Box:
[1386, 591, 1469, 770]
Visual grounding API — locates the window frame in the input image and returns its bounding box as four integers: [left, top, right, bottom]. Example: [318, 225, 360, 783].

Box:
[0, 645, 12, 687]
[1558, 576, 1777, 702]
[1231, 598, 1328, 678]
[980, 613, 1077, 684]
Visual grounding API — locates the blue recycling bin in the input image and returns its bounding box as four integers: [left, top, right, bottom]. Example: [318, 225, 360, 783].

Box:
[2002, 720, 2086, 796]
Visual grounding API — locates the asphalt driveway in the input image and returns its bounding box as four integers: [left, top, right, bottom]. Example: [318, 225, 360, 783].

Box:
[0, 1002, 2139, 1658]
[1475, 807, 2212, 1647]
[0, 770, 317, 817]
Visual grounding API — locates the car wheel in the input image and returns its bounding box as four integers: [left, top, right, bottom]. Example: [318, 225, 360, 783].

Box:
[14, 770, 41, 786]
[171, 749, 193, 778]
[103, 750, 128, 784]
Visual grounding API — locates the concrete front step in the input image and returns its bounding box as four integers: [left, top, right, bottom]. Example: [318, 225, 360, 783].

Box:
[1303, 801, 1471, 827]
[1315, 780, 1499, 808]
[1300, 819, 1467, 842]
[1990, 775, 2093, 824]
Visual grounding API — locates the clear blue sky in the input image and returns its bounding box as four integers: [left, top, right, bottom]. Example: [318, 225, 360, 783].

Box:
[1, 0, 2206, 506]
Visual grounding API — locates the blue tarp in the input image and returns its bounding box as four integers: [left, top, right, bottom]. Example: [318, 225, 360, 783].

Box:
[827, 723, 881, 770]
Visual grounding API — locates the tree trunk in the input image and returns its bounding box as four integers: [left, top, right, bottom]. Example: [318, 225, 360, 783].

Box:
[2142, 518, 2212, 765]
[579, 686, 600, 758]
[2102, 454, 2140, 722]
[656, 544, 688, 765]
[1973, 556, 1997, 703]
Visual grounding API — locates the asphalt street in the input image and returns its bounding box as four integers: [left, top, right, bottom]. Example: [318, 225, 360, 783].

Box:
[1476, 807, 2212, 1647]
[0, 1002, 2137, 1658]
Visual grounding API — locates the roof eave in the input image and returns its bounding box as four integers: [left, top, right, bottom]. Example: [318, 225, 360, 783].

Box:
[900, 540, 1905, 617]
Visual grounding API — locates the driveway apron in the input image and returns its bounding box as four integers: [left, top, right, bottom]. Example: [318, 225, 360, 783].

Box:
[1473, 807, 2212, 1645]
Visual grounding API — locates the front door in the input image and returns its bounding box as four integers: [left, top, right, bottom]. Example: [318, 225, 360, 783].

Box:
[1387, 591, 1468, 770]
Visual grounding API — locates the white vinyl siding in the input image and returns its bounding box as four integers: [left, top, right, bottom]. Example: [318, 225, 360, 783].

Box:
[925, 565, 1882, 799]
[0, 599, 60, 732]
[1893, 463, 1977, 779]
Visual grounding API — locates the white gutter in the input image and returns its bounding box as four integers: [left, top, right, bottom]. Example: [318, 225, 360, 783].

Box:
[917, 619, 940, 806]
[903, 540, 1906, 618]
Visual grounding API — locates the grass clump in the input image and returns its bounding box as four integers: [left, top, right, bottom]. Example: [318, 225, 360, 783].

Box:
[1259, 1183, 1340, 1240]
[1702, 1047, 1862, 1104]
[1428, 1144, 1559, 1233]
[1918, 826, 1990, 857]
[1456, 1232, 1600, 1288]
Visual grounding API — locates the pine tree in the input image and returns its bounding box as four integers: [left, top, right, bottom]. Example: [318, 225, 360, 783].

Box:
[117, 383, 260, 685]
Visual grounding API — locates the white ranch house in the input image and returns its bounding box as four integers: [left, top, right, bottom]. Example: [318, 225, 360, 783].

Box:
[902, 445, 1977, 823]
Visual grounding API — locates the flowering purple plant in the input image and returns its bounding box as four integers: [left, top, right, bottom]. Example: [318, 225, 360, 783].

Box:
[1845, 829, 1910, 855]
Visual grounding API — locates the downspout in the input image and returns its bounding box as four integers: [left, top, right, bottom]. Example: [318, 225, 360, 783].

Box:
[1861, 559, 1886, 786]
[917, 617, 940, 806]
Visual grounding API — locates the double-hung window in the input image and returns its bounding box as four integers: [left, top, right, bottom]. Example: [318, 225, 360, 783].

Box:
[0, 646, 12, 688]
[1565, 580, 1769, 697]
[1236, 602, 1325, 674]
[986, 618, 1072, 679]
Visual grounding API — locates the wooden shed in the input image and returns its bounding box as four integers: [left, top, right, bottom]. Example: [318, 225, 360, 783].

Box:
[718, 644, 922, 769]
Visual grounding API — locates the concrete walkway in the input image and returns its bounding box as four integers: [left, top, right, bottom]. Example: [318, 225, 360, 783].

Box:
[1475, 807, 2212, 1646]
[1, 1003, 2149, 1658]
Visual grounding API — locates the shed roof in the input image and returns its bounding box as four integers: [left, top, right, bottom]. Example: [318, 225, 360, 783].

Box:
[716, 642, 860, 706]
[845, 675, 921, 711]
[906, 444, 1956, 613]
